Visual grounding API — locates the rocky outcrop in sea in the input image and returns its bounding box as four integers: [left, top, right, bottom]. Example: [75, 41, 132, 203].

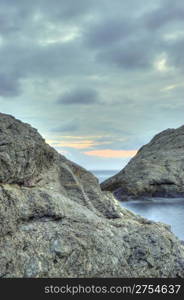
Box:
[0, 113, 184, 277]
[101, 125, 184, 200]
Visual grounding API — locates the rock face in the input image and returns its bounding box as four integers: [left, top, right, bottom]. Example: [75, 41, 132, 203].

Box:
[101, 125, 184, 199]
[0, 113, 184, 278]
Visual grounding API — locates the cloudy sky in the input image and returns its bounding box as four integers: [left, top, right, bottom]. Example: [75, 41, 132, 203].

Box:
[0, 0, 184, 170]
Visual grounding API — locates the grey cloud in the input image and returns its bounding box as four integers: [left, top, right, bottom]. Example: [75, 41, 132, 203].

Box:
[38, 0, 97, 21]
[81, 0, 184, 72]
[96, 38, 155, 70]
[0, 0, 100, 29]
[51, 120, 80, 133]
[0, 40, 94, 102]
[0, 0, 36, 36]
[0, 73, 20, 97]
[57, 88, 100, 105]
[82, 9, 159, 71]
[0, 0, 181, 87]
[85, 18, 134, 48]
[144, 0, 184, 30]
[166, 38, 184, 70]
[0, 0, 183, 170]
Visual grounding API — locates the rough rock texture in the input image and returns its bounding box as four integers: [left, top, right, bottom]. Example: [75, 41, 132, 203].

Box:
[101, 125, 184, 199]
[0, 113, 184, 278]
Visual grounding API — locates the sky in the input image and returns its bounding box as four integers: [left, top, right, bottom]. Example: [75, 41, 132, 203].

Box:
[0, 0, 184, 170]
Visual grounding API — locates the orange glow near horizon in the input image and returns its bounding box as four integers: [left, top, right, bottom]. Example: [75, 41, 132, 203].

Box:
[83, 149, 137, 158]
[46, 138, 111, 149]
[46, 139, 137, 157]
[47, 139, 97, 149]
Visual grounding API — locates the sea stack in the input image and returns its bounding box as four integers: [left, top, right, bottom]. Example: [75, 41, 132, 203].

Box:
[0, 113, 184, 277]
[101, 125, 184, 200]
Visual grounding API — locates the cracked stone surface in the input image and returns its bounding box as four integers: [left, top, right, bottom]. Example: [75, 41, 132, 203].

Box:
[0, 113, 184, 277]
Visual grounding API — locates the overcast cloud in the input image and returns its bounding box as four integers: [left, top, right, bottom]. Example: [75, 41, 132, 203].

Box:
[0, 0, 183, 170]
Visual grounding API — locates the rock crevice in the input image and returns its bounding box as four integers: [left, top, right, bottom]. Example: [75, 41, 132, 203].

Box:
[0, 113, 184, 278]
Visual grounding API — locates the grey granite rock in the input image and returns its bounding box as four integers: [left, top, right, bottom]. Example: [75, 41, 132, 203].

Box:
[101, 125, 184, 199]
[0, 113, 56, 185]
[0, 113, 184, 278]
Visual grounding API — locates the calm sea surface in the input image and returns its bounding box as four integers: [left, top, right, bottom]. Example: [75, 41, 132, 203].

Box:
[91, 170, 184, 240]
[91, 169, 119, 184]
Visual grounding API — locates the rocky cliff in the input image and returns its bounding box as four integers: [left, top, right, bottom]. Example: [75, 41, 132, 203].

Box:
[0, 113, 184, 277]
[101, 125, 184, 200]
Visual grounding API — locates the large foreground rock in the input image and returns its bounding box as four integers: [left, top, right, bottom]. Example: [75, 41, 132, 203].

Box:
[101, 125, 184, 199]
[0, 113, 184, 277]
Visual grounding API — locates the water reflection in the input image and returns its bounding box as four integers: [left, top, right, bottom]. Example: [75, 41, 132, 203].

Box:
[121, 198, 184, 240]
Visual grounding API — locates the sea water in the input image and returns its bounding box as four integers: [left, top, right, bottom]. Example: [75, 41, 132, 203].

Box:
[91, 169, 119, 183]
[91, 169, 184, 240]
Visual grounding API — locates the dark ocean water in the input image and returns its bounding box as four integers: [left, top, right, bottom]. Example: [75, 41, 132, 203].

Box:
[91, 170, 184, 240]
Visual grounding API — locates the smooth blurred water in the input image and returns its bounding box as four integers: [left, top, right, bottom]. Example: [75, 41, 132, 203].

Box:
[121, 198, 184, 240]
[91, 170, 184, 240]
